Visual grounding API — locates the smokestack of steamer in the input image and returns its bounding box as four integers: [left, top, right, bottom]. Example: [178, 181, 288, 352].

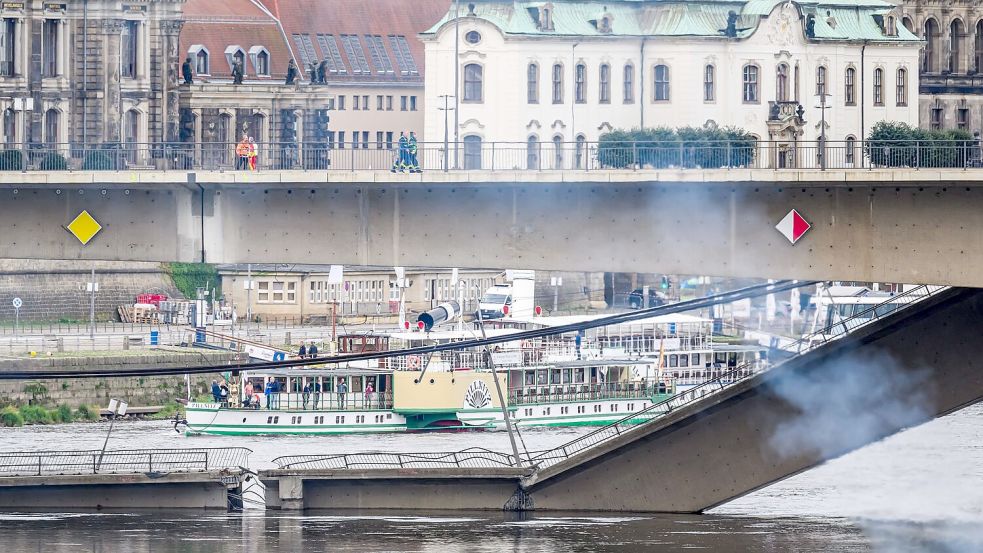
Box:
[417, 301, 461, 332]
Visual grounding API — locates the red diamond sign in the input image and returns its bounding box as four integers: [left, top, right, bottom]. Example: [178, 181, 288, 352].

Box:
[776, 209, 811, 244]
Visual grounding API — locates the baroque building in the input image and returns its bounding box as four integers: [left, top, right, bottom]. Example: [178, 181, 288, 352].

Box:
[897, 0, 983, 131]
[0, 0, 184, 155]
[422, 0, 921, 169]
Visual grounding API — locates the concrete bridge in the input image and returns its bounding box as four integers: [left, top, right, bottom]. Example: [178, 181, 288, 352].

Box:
[2, 169, 983, 285]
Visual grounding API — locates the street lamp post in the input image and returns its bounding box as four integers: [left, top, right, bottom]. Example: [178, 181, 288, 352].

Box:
[815, 92, 831, 171]
[438, 94, 455, 172]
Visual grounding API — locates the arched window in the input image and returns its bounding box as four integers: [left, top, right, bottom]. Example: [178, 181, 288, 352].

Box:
[526, 135, 540, 169]
[43, 109, 59, 147]
[552, 63, 563, 104]
[742, 64, 759, 103]
[463, 63, 482, 102]
[653, 64, 669, 101]
[902, 17, 914, 33]
[575, 63, 586, 103]
[195, 49, 209, 75]
[599, 63, 610, 103]
[527, 63, 539, 104]
[124, 109, 139, 145]
[255, 50, 269, 76]
[704, 64, 715, 102]
[776, 63, 789, 101]
[845, 136, 856, 165]
[873, 68, 884, 105]
[951, 19, 964, 73]
[816, 65, 827, 97]
[576, 135, 586, 168]
[463, 135, 482, 169]
[623, 64, 634, 103]
[976, 20, 983, 72]
[924, 19, 940, 72]
[896, 68, 908, 106]
[844, 67, 856, 105]
[3, 108, 15, 146]
[552, 134, 563, 168]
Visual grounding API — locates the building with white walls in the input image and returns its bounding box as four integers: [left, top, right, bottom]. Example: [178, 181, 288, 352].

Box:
[421, 0, 921, 169]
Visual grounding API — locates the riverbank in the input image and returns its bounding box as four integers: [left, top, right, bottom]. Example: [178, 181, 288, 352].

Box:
[0, 400, 186, 427]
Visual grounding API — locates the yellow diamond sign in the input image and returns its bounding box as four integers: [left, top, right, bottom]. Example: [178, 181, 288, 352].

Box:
[66, 210, 103, 245]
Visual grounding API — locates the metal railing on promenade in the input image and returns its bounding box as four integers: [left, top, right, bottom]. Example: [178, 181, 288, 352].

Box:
[3, 139, 982, 172]
[0, 447, 252, 477]
[267, 285, 947, 473]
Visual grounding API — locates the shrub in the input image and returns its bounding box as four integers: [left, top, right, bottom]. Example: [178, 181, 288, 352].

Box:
[0, 150, 24, 170]
[75, 404, 100, 421]
[22, 382, 48, 403]
[81, 151, 116, 170]
[55, 404, 74, 423]
[598, 125, 757, 169]
[866, 121, 975, 168]
[37, 152, 68, 170]
[19, 405, 54, 424]
[0, 406, 24, 427]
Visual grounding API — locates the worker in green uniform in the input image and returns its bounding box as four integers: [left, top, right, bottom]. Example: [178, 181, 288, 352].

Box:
[408, 131, 422, 173]
[391, 132, 409, 173]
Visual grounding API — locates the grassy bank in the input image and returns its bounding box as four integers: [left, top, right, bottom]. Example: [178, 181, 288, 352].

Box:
[0, 403, 101, 427]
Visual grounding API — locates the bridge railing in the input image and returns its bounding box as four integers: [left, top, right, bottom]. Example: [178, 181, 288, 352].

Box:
[3, 140, 981, 172]
[271, 447, 519, 471]
[0, 447, 252, 477]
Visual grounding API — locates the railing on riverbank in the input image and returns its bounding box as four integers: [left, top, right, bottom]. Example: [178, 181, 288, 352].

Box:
[4, 139, 982, 172]
[268, 285, 948, 472]
[0, 447, 252, 477]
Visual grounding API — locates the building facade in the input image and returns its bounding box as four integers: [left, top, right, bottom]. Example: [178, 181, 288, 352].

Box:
[0, 0, 184, 161]
[897, 1, 983, 132]
[422, 0, 921, 169]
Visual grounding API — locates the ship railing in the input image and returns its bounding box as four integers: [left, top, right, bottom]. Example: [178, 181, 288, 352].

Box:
[0, 447, 252, 477]
[236, 391, 393, 411]
[524, 284, 949, 470]
[271, 447, 520, 471]
[508, 379, 674, 405]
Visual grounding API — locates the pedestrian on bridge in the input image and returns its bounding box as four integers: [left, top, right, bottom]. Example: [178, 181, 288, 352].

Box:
[235, 136, 250, 170]
[391, 132, 409, 173]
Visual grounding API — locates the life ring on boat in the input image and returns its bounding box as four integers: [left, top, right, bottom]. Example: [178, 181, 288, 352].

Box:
[407, 355, 421, 369]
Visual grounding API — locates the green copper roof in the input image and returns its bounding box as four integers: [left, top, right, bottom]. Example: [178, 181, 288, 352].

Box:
[422, 0, 918, 43]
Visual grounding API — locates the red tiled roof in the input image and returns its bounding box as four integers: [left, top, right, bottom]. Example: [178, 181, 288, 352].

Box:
[183, 0, 271, 19]
[180, 0, 291, 80]
[255, 0, 450, 82]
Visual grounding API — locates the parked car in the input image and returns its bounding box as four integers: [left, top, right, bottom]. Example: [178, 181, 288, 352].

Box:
[627, 288, 669, 309]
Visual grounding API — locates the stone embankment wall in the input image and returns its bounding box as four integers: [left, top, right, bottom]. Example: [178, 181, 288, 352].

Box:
[0, 259, 183, 323]
[0, 349, 241, 407]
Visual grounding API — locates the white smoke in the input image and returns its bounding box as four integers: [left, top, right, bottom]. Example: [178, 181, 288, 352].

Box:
[765, 349, 933, 462]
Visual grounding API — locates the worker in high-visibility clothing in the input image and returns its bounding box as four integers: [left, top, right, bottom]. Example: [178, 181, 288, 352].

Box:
[407, 131, 421, 173]
[391, 132, 409, 173]
[235, 136, 250, 170]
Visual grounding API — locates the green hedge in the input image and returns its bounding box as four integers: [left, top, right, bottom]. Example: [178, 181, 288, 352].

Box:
[866, 121, 975, 168]
[37, 152, 68, 170]
[0, 150, 23, 170]
[598, 126, 757, 169]
[82, 151, 117, 170]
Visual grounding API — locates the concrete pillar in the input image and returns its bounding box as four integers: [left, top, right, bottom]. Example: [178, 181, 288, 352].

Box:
[278, 475, 304, 510]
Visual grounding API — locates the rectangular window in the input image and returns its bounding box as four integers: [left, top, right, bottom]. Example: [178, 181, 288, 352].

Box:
[704, 65, 715, 102]
[575, 64, 586, 103]
[361, 131, 369, 149]
[552, 64, 563, 103]
[315, 34, 346, 74]
[873, 69, 883, 106]
[376, 131, 384, 149]
[742, 65, 758, 103]
[896, 69, 907, 107]
[410, 96, 417, 111]
[363, 95, 369, 110]
[286, 282, 296, 303]
[386, 131, 393, 148]
[353, 95, 360, 110]
[386, 95, 393, 111]
[42, 19, 58, 77]
[376, 95, 383, 110]
[121, 20, 139, 79]
[957, 108, 969, 130]
[351, 131, 359, 149]
[654, 65, 669, 101]
[527, 63, 539, 104]
[364, 35, 394, 74]
[258, 281, 269, 302]
[0, 18, 16, 76]
[338, 131, 346, 148]
[337, 95, 346, 110]
[340, 34, 370, 73]
[400, 96, 407, 111]
[387, 35, 419, 75]
[623, 64, 634, 103]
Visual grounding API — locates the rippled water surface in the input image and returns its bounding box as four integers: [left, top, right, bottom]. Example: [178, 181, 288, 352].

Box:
[1, 404, 981, 552]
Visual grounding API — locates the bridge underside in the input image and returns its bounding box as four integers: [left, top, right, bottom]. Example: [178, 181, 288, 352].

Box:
[3, 170, 983, 285]
[258, 287, 983, 512]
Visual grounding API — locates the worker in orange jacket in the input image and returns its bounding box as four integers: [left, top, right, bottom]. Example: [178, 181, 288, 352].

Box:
[235, 136, 250, 170]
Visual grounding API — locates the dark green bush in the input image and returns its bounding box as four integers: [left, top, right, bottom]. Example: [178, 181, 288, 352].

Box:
[75, 404, 100, 421]
[0, 150, 23, 170]
[18, 405, 54, 424]
[866, 121, 975, 168]
[38, 152, 68, 170]
[0, 406, 24, 427]
[82, 151, 116, 170]
[598, 125, 757, 169]
[55, 404, 74, 423]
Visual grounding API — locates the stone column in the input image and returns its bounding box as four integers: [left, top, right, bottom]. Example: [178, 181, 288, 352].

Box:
[13, 18, 23, 76]
[160, 20, 184, 143]
[102, 19, 124, 143]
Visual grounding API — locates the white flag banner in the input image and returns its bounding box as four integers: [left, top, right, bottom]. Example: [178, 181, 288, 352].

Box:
[328, 265, 344, 284]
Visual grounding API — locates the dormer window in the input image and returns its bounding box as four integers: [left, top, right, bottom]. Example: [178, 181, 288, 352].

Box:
[249, 45, 270, 77]
[189, 45, 210, 75]
[540, 3, 554, 32]
[887, 16, 897, 36]
[225, 45, 245, 74]
[599, 16, 612, 33]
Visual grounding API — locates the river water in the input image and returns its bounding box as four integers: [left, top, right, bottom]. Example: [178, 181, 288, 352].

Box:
[1, 404, 981, 552]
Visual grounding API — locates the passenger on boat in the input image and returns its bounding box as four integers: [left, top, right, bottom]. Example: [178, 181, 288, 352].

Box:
[309, 342, 319, 359]
[211, 380, 221, 403]
[302, 383, 311, 409]
[364, 383, 374, 409]
[219, 384, 229, 406]
[299, 344, 307, 358]
[265, 378, 275, 409]
[252, 392, 261, 409]
[337, 379, 348, 409]
[244, 380, 254, 401]
[313, 381, 321, 409]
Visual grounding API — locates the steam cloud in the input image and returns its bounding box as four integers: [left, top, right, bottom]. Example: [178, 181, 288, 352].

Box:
[765, 349, 933, 462]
